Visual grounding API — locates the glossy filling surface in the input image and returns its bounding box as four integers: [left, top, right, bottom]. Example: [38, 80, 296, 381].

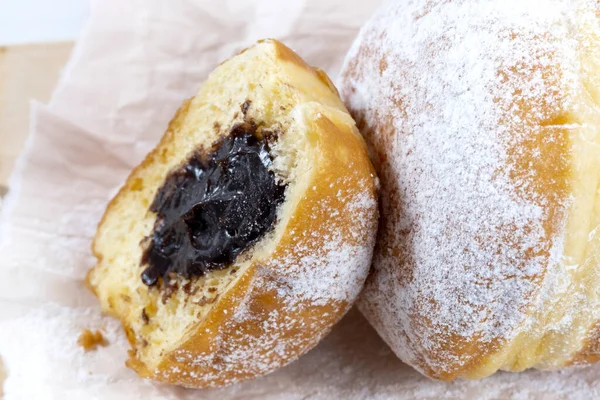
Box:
[141, 122, 285, 287]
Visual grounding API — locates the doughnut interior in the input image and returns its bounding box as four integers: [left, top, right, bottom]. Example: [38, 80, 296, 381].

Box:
[88, 40, 378, 387]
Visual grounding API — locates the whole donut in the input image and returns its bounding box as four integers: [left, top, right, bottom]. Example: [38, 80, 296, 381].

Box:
[340, 0, 600, 380]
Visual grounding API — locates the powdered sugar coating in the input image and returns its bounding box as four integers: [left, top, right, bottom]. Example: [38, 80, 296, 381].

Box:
[340, 0, 598, 378]
[272, 186, 378, 306]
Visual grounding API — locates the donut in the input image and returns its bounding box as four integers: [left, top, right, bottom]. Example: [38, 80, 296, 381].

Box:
[87, 39, 378, 388]
[340, 0, 600, 381]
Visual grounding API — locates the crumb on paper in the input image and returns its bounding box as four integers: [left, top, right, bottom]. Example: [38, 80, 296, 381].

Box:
[77, 329, 108, 351]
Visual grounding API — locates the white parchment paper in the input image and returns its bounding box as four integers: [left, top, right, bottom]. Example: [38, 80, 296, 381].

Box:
[1, 0, 600, 398]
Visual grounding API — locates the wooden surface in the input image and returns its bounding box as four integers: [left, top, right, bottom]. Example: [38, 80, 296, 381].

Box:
[0, 42, 73, 191]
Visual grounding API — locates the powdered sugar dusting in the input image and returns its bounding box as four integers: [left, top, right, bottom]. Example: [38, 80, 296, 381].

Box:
[274, 187, 378, 306]
[340, 0, 597, 377]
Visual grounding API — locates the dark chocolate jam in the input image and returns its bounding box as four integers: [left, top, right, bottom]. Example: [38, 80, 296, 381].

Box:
[141, 122, 286, 287]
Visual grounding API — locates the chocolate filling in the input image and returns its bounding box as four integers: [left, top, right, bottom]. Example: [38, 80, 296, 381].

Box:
[141, 121, 286, 287]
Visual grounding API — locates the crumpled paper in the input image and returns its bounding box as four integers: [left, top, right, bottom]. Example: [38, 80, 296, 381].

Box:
[1, 0, 600, 399]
